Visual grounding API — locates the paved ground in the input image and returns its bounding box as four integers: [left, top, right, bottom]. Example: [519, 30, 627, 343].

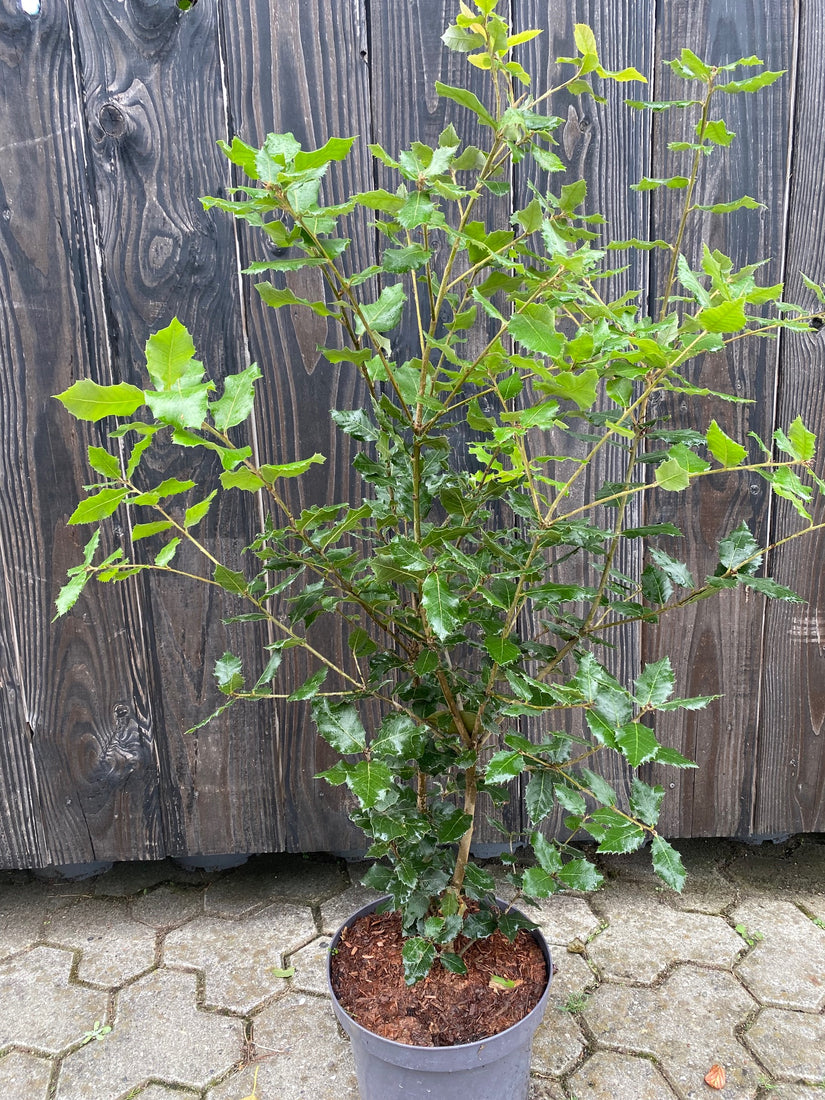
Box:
[0, 836, 823, 1100]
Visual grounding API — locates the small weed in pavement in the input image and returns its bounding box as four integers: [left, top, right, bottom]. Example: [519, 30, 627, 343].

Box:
[735, 923, 764, 947]
[559, 992, 590, 1014]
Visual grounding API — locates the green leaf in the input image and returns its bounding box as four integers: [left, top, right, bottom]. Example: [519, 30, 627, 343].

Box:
[435, 807, 473, 844]
[486, 750, 526, 784]
[86, 446, 122, 479]
[213, 564, 248, 595]
[632, 176, 690, 192]
[220, 468, 265, 492]
[55, 380, 145, 423]
[615, 722, 659, 767]
[312, 699, 367, 754]
[356, 283, 406, 334]
[697, 298, 748, 333]
[738, 575, 804, 602]
[439, 952, 468, 976]
[651, 835, 686, 892]
[579, 767, 617, 807]
[693, 195, 763, 214]
[184, 491, 217, 529]
[649, 547, 694, 589]
[270, 965, 295, 979]
[214, 652, 244, 695]
[402, 937, 437, 985]
[785, 416, 817, 461]
[655, 458, 690, 492]
[706, 419, 747, 467]
[434, 81, 495, 129]
[716, 70, 785, 94]
[145, 318, 198, 391]
[635, 657, 675, 707]
[54, 531, 101, 617]
[383, 243, 432, 273]
[557, 859, 603, 891]
[718, 521, 760, 573]
[521, 866, 558, 898]
[154, 538, 180, 567]
[525, 772, 556, 824]
[68, 488, 130, 525]
[145, 382, 210, 430]
[702, 119, 736, 146]
[210, 363, 263, 431]
[421, 572, 460, 641]
[591, 810, 647, 853]
[484, 634, 521, 665]
[287, 668, 328, 701]
[294, 135, 357, 170]
[345, 759, 393, 809]
[629, 778, 665, 826]
[131, 520, 173, 541]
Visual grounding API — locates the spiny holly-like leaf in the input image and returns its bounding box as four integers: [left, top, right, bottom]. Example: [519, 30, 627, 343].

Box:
[345, 759, 393, 809]
[213, 564, 248, 595]
[355, 283, 406, 334]
[86, 446, 122, 479]
[68, 488, 130, 526]
[635, 657, 675, 707]
[486, 750, 526, 784]
[557, 858, 603, 891]
[421, 571, 461, 641]
[525, 771, 556, 824]
[402, 937, 437, 985]
[214, 652, 244, 695]
[718, 521, 760, 573]
[651, 835, 686, 891]
[312, 699, 367, 754]
[629, 778, 665, 826]
[615, 722, 660, 767]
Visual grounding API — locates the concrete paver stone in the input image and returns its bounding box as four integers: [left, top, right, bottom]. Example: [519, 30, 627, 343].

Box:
[733, 897, 825, 1010]
[206, 992, 358, 1100]
[130, 883, 205, 930]
[528, 895, 602, 946]
[0, 1050, 52, 1098]
[44, 897, 157, 987]
[288, 935, 333, 996]
[530, 1007, 587, 1078]
[204, 856, 345, 917]
[600, 839, 738, 913]
[768, 1089, 825, 1100]
[584, 964, 762, 1098]
[725, 839, 825, 896]
[0, 883, 50, 959]
[319, 884, 384, 935]
[588, 888, 743, 981]
[567, 1050, 679, 1099]
[130, 1087, 200, 1100]
[54, 968, 243, 1100]
[745, 1007, 825, 1080]
[163, 902, 317, 1014]
[0, 946, 108, 1054]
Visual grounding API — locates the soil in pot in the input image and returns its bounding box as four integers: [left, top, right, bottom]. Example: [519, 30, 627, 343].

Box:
[329, 908, 548, 1047]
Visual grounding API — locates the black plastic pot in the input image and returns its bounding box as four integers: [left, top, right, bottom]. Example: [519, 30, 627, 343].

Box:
[326, 897, 552, 1100]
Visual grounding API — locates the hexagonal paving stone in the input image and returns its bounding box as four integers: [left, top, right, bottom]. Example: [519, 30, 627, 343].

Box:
[0, 1050, 52, 1098]
[130, 1088, 199, 1100]
[206, 993, 358, 1100]
[0, 945, 108, 1054]
[319, 885, 384, 936]
[733, 897, 825, 1010]
[130, 883, 204, 930]
[745, 1007, 825, 1080]
[587, 887, 742, 982]
[567, 1051, 678, 1099]
[44, 897, 157, 987]
[768, 1088, 825, 1100]
[203, 855, 346, 917]
[599, 839, 738, 913]
[528, 895, 602, 948]
[529, 951, 592, 1077]
[0, 882, 51, 959]
[528, 1080, 566, 1100]
[584, 965, 762, 1098]
[164, 902, 317, 1014]
[725, 839, 825, 897]
[92, 860, 209, 897]
[289, 935, 334, 996]
[54, 968, 242, 1100]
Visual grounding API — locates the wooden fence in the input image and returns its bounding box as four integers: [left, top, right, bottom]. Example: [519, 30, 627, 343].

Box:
[0, 0, 823, 869]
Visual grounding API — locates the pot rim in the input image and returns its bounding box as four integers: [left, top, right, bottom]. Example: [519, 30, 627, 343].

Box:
[325, 895, 553, 1054]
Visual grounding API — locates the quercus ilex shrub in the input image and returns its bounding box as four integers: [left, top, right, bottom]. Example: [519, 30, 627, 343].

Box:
[56, 1, 823, 983]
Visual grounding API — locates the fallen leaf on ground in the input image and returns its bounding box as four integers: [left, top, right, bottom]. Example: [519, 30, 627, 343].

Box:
[704, 1063, 726, 1090]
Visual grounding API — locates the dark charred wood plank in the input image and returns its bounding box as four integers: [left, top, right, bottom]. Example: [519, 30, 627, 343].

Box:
[0, 0, 163, 866]
[643, 0, 797, 837]
[753, 0, 825, 836]
[220, 0, 373, 852]
[71, 0, 282, 858]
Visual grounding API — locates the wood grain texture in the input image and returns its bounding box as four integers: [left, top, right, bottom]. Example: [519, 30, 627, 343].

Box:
[643, 0, 797, 837]
[71, 0, 282, 857]
[0, 0, 165, 867]
[753, 0, 825, 835]
[220, 0, 374, 852]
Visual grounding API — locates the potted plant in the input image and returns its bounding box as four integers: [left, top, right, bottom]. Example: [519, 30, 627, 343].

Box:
[54, 2, 822, 1096]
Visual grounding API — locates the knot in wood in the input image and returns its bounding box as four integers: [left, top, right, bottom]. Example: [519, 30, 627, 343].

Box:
[98, 103, 127, 140]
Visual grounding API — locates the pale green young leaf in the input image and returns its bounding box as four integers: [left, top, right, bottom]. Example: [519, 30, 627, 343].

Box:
[87, 446, 121, 480]
[255, 283, 337, 318]
[220, 468, 266, 492]
[706, 419, 747, 467]
[145, 318, 198, 391]
[131, 520, 174, 541]
[693, 195, 763, 215]
[655, 457, 690, 492]
[716, 70, 785, 94]
[55, 380, 145, 423]
[801, 273, 825, 304]
[213, 564, 248, 595]
[210, 364, 262, 432]
[434, 81, 495, 128]
[631, 176, 689, 192]
[701, 118, 736, 146]
[697, 299, 748, 333]
[784, 416, 816, 461]
[154, 538, 180, 567]
[507, 304, 565, 356]
[184, 491, 217, 529]
[294, 135, 357, 170]
[355, 283, 406, 334]
[54, 531, 101, 617]
[68, 488, 129, 525]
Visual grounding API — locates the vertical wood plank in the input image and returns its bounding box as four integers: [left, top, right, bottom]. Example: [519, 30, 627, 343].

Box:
[643, 0, 796, 837]
[71, 0, 283, 857]
[220, 0, 373, 851]
[0, 0, 163, 866]
[753, 0, 825, 835]
[515, 0, 656, 829]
